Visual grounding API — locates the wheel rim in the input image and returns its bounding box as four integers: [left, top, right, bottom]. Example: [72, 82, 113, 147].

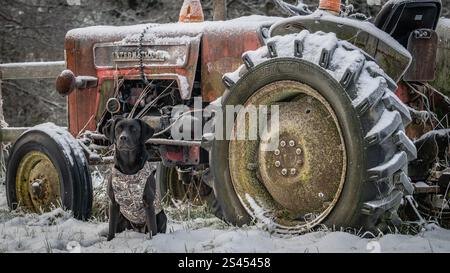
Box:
[15, 151, 61, 212]
[228, 81, 347, 233]
[165, 167, 212, 205]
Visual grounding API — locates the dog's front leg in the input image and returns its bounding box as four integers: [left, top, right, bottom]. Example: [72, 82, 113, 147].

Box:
[143, 178, 157, 238]
[108, 201, 121, 241]
[107, 177, 120, 241]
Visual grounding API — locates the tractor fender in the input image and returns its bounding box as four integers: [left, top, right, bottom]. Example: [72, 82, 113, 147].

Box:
[269, 11, 412, 83]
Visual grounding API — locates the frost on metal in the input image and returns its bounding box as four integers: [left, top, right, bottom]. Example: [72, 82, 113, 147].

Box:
[66, 15, 280, 42]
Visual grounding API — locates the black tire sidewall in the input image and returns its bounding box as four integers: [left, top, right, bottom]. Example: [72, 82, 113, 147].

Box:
[211, 58, 369, 228]
[156, 163, 174, 204]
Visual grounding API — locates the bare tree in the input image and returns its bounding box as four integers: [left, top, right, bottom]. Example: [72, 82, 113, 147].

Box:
[213, 0, 227, 21]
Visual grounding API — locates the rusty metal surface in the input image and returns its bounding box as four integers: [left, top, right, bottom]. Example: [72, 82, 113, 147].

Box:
[65, 26, 146, 136]
[64, 17, 278, 136]
[270, 14, 412, 82]
[201, 29, 263, 102]
[228, 81, 346, 231]
[55, 70, 76, 96]
[257, 99, 344, 214]
[404, 29, 438, 81]
[397, 82, 449, 140]
[15, 151, 61, 212]
[179, 0, 204, 23]
[432, 18, 450, 96]
[65, 25, 200, 135]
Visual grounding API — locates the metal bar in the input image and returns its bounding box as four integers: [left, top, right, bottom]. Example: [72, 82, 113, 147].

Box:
[0, 78, 3, 125]
[0, 126, 204, 147]
[88, 156, 114, 165]
[146, 138, 202, 147]
[84, 133, 202, 147]
[83, 133, 202, 146]
[0, 61, 65, 80]
[0, 127, 29, 142]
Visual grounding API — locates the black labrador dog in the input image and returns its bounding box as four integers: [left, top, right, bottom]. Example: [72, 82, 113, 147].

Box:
[103, 116, 167, 240]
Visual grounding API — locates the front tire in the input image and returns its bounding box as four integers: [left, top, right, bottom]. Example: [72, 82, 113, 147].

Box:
[211, 30, 417, 233]
[6, 123, 92, 220]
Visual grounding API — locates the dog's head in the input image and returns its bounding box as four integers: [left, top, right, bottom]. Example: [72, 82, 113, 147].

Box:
[103, 117, 154, 151]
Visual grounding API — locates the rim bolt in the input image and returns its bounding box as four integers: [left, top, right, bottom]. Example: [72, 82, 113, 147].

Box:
[274, 149, 280, 156]
[296, 148, 302, 155]
[290, 168, 296, 175]
[275, 161, 281, 168]
[289, 140, 295, 147]
[280, 140, 286, 147]
[247, 163, 257, 171]
[281, 168, 288, 176]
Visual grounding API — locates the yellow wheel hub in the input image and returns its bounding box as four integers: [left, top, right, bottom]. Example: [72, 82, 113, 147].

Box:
[15, 151, 61, 212]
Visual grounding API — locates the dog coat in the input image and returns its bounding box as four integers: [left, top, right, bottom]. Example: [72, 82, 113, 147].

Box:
[111, 162, 162, 225]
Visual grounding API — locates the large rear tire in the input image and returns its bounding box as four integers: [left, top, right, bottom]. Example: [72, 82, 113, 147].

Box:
[6, 123, 92, 220]
[211, 30, 417, 233]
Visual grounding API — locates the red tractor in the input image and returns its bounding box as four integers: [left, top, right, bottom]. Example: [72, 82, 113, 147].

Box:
[5, 0, 450, 233]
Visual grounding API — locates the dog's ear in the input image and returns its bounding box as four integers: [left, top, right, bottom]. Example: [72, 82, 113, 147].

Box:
[138, 119, 154, 143]
[103, 116, 123, 143]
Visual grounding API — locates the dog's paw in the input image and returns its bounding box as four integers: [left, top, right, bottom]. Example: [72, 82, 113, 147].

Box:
[107, 235, 115, 241]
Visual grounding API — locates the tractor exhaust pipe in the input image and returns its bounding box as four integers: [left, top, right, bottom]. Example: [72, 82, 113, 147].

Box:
[179, 0, 204, 23]
[318, 0, 341, 14]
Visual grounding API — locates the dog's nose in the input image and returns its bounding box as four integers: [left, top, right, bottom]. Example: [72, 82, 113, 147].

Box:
[119, 135, 127, 141]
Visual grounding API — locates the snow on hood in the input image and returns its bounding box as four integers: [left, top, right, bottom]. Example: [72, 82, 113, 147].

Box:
[123, 15, 281, 43]
[66, 16, 281, 42]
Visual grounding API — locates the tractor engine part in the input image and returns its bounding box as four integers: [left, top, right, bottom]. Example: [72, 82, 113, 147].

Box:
[106, 98, 121, 114]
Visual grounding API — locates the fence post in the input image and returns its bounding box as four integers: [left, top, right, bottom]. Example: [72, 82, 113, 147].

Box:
[0, 77, 6, 181]
[213, 0, 227, 21]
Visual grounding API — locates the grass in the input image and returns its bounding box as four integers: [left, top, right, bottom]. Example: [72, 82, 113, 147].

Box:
[89, 166, 110, 222]
[44, 237, 52, 253]
[87, 166, 230, 231]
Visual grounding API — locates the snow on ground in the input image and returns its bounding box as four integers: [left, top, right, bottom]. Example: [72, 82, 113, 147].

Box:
[1, 183, 450, 253]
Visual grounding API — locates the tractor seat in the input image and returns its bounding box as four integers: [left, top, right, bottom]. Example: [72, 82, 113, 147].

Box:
[374, 0, 442, 47]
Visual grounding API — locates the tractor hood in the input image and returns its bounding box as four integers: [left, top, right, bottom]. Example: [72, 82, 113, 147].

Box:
[64, 15, 279, 81]
[62, 16, 279, 134]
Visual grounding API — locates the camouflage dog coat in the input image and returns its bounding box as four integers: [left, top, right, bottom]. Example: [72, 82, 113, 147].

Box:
[111, 162, 162, 225]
